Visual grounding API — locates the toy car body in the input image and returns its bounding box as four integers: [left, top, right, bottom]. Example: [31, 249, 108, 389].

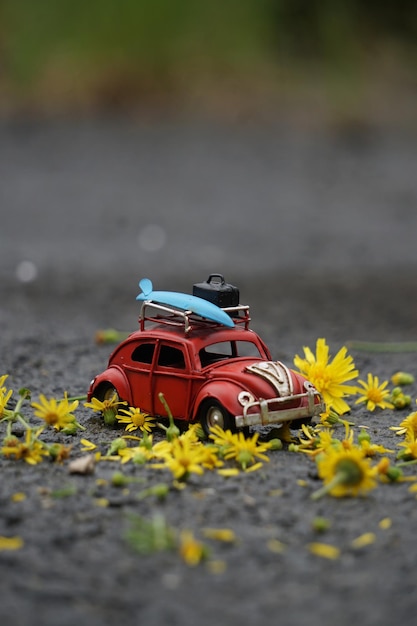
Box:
[88, 296, 324, 433]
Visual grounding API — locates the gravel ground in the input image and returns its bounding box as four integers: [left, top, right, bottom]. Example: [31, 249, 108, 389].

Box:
[1, 117, 417, 626]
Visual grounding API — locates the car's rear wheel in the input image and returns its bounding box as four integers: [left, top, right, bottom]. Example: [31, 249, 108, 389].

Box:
[199, 400, 236, 437]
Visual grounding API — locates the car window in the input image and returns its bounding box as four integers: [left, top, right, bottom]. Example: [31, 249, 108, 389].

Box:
[199, 340, 262, 367]
[157, 344, 186, 369]
[131, 342, 155, 364]
[235, 341, 262, 358]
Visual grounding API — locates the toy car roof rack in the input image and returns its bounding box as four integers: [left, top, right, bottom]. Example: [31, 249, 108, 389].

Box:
[139, 300, 251, 334]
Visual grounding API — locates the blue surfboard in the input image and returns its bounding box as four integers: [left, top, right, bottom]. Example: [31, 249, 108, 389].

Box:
[136, 278, 234, 328]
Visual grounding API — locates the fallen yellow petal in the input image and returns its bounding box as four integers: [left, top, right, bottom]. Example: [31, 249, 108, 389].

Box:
[0, 536, 24, 551]
[207, 560, 227, 575]
[80, 438, 97, 451]
[351, 532, 376, 549]
[11, 492, 26, 502]
[94, 498, 109, 508]
[307, 542, 341, 560]
[202, 528, 237, 543]
[217, 468, 240, 477]
[379, 517, 392, 530]
[267, 539, 286, 554]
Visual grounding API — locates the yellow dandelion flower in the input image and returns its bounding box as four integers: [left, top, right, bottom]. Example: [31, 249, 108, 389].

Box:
[209, 424, 238, 451]
[293, 338, 358, 414]
[118, 444, 154, 465]
[359, 439, 394, 457]
[181, 423, 203, 443]
[354, 373, 394, 411]
[84, 394, 124, 413]
[390, 411, 417, 437]
[157, 437, 207, 481]
[221, 431, 270, 471]
[1, 428, 49, 465]
[199, 444, 223, 470]
[116, 407, 156, 433]
[298, 425, 337, 457]
[85, 393, 127, 426]
[32, 394, 79, 430]
[398, 435, 417, 461]
[313, 446, 378, 498]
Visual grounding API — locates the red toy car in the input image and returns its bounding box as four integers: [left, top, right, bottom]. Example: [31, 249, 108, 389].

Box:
[87, 279, 324, 433]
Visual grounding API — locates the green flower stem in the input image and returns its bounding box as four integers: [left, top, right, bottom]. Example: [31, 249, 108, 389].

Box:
[397, 459, 417, 467]
[56, 395, 87, 402]
[16, 414, 30, 429]
[348, 341, 417, 353]
[158, 392, 180, 441]
[311, 471, 347, 500]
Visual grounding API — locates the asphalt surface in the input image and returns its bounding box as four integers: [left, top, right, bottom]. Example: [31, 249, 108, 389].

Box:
[1, 116, 417, 626]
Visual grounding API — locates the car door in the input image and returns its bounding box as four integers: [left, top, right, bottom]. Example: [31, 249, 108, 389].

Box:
[152, 341, 192, 420]
[123, 340, 156, 412]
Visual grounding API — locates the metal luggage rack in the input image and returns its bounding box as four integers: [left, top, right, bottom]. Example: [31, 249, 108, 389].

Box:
[139, 300, 251, 334]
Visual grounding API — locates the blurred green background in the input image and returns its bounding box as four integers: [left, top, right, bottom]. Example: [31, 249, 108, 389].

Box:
[1, 0, 417, 122]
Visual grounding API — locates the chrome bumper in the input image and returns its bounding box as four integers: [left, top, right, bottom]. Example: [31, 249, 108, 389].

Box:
[235, 390, 325, 428]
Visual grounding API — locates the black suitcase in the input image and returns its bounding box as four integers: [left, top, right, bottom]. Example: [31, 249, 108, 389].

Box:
[193, 274, 240, 308]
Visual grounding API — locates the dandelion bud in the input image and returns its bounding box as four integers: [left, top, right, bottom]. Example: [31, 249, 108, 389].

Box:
[391, 387, 402, 398]
[386, 466, 403, 482]
[111, 471, 130, 487]
[326, 411, 342, 425]
[358, 429, 371, 444]
[268, 438, 283, 451]
[312, 516, 331, 533]
[391, 371, 415, 386]
[149, 483, 170, 500]
[61, 422, 78, 435]
[133, 451, 148, 465]
[288, 443, 299, 452]
[107, 437, 127, 455]
[165, 423, 181, 442]
[103, 408, 118, 426]
[391, 393, 411, 410]
[237, 450, 253, 469]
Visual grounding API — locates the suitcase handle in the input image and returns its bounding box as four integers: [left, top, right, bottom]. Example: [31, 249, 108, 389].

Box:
[207, 273, 225, 285]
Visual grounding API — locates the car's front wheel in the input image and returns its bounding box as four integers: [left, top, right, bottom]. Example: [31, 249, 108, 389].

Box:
[96, 384, 124, 426]
[199, 399, 236, 437]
